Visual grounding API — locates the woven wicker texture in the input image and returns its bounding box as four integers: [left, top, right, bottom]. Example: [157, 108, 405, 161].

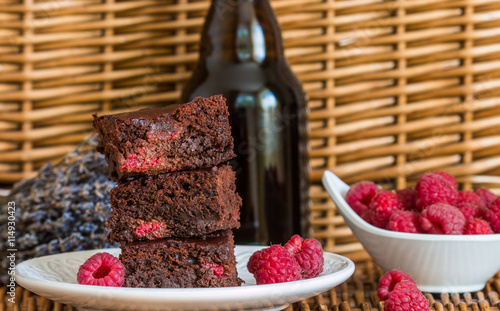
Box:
[2, 0, 500, 262]
[2, 266, 500, 310]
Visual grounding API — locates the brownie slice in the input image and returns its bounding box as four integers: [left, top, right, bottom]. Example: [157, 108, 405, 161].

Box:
[107, 164, 241, 242]
[120, 230, 243, 288]
[93, 95, 235, 180]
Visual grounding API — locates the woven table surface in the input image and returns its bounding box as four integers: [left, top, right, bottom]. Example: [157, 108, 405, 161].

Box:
[2, 263, 499, 311]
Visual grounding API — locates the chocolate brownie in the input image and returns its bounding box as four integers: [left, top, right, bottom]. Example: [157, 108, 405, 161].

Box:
[107, 164, 241, 242]
[120, 230, 243, 288]
[93, 95, 235, 180]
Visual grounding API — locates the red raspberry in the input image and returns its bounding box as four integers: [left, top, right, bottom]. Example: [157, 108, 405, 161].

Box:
[360, 209, 374, 225]
[247, 245, 301, 285]
[384, 281, 429, 311]
[482, 198, 500, 233]
[433, 171, 457, 190]
[415, 173, 458, 210]
[377, 269, 416, 301]
[284, 235, 324, 279]
[120, 154, 160, 171]
[370, 191, 405, 229]
[202, 263, 226, 278]
[135, 221, 162, 238]
[419, 203, 466, 234]
[475, 188, 497, 208]
[456, 203, 481, 220]
[387, 210, 423, 233]
[77, 252, 125, 287]
[456, 191, 483, 219]
[464, 218, 494, 235]
[396, 188, 417, 211]
[345, 181, 380, 216]
[457, 190, 483, 207]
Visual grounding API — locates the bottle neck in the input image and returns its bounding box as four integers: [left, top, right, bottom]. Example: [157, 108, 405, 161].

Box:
[199, 0, 285, 63]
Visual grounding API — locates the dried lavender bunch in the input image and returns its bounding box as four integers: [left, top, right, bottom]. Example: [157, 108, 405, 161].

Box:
[0, 136, 117, 285]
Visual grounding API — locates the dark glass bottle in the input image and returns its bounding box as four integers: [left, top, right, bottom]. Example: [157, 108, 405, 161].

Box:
[181, 0, 309, 245]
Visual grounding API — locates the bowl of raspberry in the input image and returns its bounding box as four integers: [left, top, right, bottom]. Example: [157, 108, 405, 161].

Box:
[322, 170, 500, 293]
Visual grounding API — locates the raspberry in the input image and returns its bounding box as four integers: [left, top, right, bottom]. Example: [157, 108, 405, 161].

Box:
[433, 171, 457, 190]
[475, 188, 497, 208]
[456, 191, 483, 219]
[135, 221, 162, 238]
[284, 235, 324, 279]
[396, 188, 417, 211]
[370, 191, 405, 229]
[247, 245, 301, 285]
[482, 198, 500, 233]
[377, 269, 416, 301]
[345, 181, 380, 216]
[457, 190, 483, 206]
[419, 203, 466, 234]
[464, 218, 494, 235]
[415, 173, 458, 210]
[120, 154, 160, 171]
[387, 210, 423, 233]
[456, 203, 481, 220]
[202, 263, 226, 278]
[360, 209, 374, 225]
[77, 252, 125, 287]
[384, 281, 429, 311]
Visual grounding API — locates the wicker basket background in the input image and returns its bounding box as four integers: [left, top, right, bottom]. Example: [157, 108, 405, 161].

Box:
[2, 0, 500, 263]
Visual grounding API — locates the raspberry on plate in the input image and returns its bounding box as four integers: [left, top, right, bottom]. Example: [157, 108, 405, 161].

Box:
[284, 235, 324, 279]
[377, 269, 416, 301]
[77, 252, 125, 287]
[482, 198, 500, 233]
[387, 210, 423, 233]
[247, 245, 301, 285]
[419, 203, 466, 235]
[464, 218, 494, 235]
[384, 281, 429, 311]
[415, 172, 458, 210]
[370, 191, 404, 229]
[345, 181, 380, 216]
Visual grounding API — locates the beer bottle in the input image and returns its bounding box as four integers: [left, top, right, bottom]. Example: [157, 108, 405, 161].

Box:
[181, 0, 309, 245]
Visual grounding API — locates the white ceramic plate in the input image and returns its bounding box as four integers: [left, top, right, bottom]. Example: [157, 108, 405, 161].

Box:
[16, 246, 355, 311]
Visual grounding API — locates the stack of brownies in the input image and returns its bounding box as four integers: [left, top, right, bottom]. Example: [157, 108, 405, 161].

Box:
[93, 95, 243, 288]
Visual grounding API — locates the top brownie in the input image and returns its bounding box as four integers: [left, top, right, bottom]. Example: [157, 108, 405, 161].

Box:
[93, 95, 236, 180]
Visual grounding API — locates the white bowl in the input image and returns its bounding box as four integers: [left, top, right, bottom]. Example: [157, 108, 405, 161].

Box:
[322, 170, 500, 293]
